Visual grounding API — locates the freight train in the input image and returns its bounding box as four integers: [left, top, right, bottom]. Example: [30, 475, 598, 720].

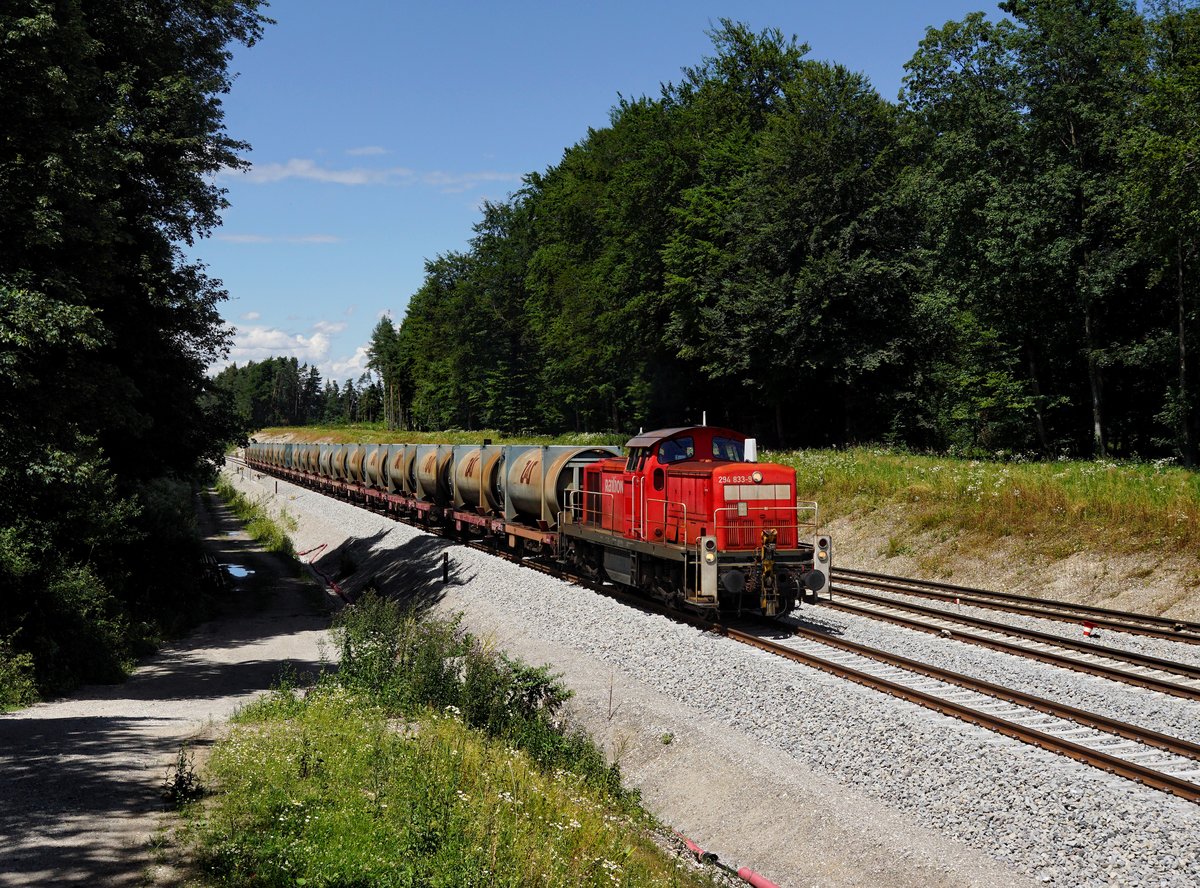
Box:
[242, 425, 831, 617]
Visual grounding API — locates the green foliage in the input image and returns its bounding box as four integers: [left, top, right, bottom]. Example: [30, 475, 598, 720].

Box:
[328, 593, 630, 799]
[191, 686, 712, 888]
[0, 2, 268, 693]
[0, 635, 36, 710]
[187, 601, 700, 885]
[779, 446, 1200, 555]
[349, 6, 1197, 462]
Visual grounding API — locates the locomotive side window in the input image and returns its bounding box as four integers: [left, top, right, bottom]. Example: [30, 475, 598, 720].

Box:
[652, 467, 665, 490]
[625, 447, 642, 471]
[658, 436, 694, 463]
[712, 436, 745, 461]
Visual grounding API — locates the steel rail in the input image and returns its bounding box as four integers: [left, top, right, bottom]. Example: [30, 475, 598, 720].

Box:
[759, 619, 1200, 762]
[823, 587, 1200, 699]
[232, 458, 1200, 802]
[833, 566, 1200, 644]
[721, 624, 1200, 804]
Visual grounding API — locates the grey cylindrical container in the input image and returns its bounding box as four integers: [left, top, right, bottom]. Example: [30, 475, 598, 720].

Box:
[330, 444, 348, 480]
[504, 447, 616, 526]
[415, 445, 453, 502]
[453, 446, 503, 513]
[363, 445, 386, 488]
[345, 444, 366, 483]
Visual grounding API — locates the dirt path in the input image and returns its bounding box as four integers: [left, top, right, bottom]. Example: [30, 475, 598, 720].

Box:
[0, 491, 334, 886]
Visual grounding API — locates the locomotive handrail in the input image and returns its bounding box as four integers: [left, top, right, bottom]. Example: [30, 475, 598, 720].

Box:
[643, 497, 689, 544]
[564, 488, 619, 534]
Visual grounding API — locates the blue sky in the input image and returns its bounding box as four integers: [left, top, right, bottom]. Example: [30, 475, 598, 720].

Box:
[200, 0, 990, 382]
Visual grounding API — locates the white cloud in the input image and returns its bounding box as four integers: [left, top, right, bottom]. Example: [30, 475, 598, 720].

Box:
[224, 324, 332, 366]
[216, 232, 342, 244]
[211, 326, 378, 383]
[420, 170, 522, 194]
[240, 310, 261, 321]
[221, 158, 521, 193]
[228, 158, 411, 186]
[346, 145, 387, 156]
[329, 345, 371, 380]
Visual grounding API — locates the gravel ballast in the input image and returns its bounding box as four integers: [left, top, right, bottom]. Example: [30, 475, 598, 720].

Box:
[232, 464, 1200, 887]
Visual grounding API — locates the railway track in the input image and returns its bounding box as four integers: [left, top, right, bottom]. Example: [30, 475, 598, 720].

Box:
[734, 620, 1200, 804]
[820, 586, 1200, 700]
[833, 566, 1200, 644]
[233, 459, 1200, 804]
[476, 550, 1200, 804]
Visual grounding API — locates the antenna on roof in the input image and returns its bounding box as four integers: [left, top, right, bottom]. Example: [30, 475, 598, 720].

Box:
[702, 411, 707, 426]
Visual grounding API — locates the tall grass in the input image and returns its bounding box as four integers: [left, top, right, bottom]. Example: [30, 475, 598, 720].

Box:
[214, 477, 297, 557]
[778, 448, 1200, 554]
[186, 595, 714, 886]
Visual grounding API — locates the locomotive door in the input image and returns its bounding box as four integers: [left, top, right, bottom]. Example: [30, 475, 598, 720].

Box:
[624, 472, 643, 539]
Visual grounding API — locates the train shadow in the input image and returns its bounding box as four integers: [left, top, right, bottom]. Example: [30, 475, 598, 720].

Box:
[309, 529, 476, 615]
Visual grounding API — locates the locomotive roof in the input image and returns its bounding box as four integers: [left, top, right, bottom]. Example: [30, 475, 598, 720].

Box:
[624, 426, 745, 448]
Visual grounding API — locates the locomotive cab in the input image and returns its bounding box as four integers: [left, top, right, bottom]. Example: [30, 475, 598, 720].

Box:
[571, 426, 830, 617]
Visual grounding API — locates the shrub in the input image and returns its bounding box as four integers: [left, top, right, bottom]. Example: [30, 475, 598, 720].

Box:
[0, 635, 36, 710]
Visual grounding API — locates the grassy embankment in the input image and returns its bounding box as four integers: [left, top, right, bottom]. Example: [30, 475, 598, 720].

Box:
[775, 448, 1200, 562]
[255, 425, 1199, 564]
[181, 593, 716, 887]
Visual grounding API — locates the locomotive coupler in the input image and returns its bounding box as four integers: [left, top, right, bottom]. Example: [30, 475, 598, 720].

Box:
[758, 528, 780, 616]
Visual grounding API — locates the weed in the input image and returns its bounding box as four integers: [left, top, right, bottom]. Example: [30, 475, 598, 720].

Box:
[661, 732, 674, 745]
[162, 745, 203, 806]
[607, 671, 622, 721]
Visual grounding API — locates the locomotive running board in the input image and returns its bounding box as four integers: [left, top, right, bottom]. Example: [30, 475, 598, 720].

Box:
[561, 521, 688, 561]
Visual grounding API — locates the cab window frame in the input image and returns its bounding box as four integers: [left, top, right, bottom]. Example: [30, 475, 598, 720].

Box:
[657, 436, 695, 464]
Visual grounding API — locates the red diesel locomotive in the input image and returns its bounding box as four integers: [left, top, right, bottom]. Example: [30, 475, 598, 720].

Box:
[244, 425, 831, 617]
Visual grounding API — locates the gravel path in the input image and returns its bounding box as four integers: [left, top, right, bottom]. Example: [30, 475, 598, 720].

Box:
[0, 492, 333, 887]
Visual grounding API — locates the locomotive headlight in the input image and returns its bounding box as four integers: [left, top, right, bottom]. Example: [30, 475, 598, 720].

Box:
[704, 552, 716, 564]
[751, 471, 763, 484]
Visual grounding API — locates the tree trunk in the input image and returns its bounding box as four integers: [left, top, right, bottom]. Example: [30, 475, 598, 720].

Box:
[1084, 304, 1106, 457]
[1024, 336, 1050, 454]
[1179, 238, 1194, 467]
